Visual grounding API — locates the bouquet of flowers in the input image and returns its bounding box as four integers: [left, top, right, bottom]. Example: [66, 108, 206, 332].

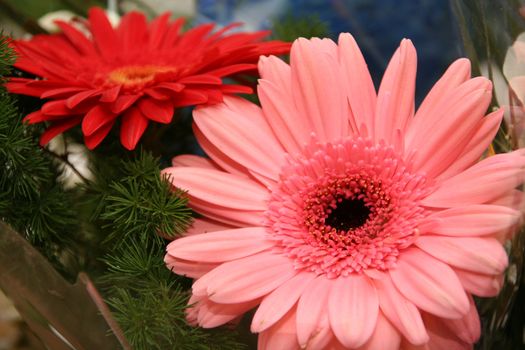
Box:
[1, 1, 525, 349]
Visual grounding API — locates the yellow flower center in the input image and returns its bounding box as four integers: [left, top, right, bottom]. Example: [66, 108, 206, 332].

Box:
[108, 65, 177, 90]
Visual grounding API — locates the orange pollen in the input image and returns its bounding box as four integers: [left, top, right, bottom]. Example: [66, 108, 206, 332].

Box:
[108, 65, 177, 90]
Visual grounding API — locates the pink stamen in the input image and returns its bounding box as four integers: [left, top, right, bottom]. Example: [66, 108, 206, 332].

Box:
[266, 137, 433, 277]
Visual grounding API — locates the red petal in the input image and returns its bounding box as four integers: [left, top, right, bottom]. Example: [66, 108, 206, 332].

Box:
[15, 40, 76, 79]
[154, 82, 185, 92]
[23, 110, 45, 123]
[5, 80, 46, 97]
[40, 117, 82, 146]
[163, 18, 186, 46]
[55, 21, 96, 55]
[117, 11, 148, 52]
[88, 7, 117, 61]
[66, 89, 102, 108]
[6, 78, 71, 97]
[175, 23, 215, 49]
[42, 100, 71, 116]
[137, 98, 174, 123]
[82, 105, 118, 136]
[120, 107, 149, 150]
[41, 87, 87, 99]
[195, 88, 223, 104]
[144, 87, 171, 100]
[100, 85, 121, 102]
[12, 42, 48, 76]
[178, 75, 222, 85]
[207, 22, 243, 41]
[110, 94, 140, 113]
[27, 79, 81, 90]
[173, 90, 208, 107]
[214, 31, 270, 47]
[205, 63, 257, 77]
[24, 110, 73, 123]
[148, 13, 170, 49]
[221, 84, 253, 94]
[84, 118, 116, 149]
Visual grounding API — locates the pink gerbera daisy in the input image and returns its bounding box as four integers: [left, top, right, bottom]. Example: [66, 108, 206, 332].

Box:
[163, 34, 524, 349]
[6, 7, 290, 150]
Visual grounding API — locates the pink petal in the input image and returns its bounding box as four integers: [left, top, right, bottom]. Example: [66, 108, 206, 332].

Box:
[258, 308, 300, 350]
[338, 33, 377, 136]
[258, 55, 292, 92]
[257, 77, 306, 154]
[438, 295, 480, 344]
[194, 296, 260, 328]
[437, 109, 503, 180]
[251, 272, 316, 333]
[305, 322, 333, 350]
[373, 272, 429, 345]
[416, 236, 508, 275]
[324, 339, 347, 350]
[289, 37, 349, 142]
[359, 313, 401, 350]
[162, 166, 268, 210]
[407, 77, 493, 177]
[165, 227, 272, 263]
[296, 276, 332, 348]
[422, 149, 525, 207]
[328, 274, 378, 348]
[193, 124, 250, 178]
[120, 107, 149, 150]
[422, 313, 473, 350]
[199, 252, 296, 304]
[419, 205, 521, 236]
[183, 217, 234, 236]
[374, 39, 417, 143]
[490, 189, 524, 210]
[454, 268, 503, 297]
[406, 59, 474, 144]
[408, 58, 471, 140]
[165, 255, 218, 279]
[193, 96, 286, 180]
[189, 197, 264, 227]
[390, 248, 470, 319]
[399, 340, 430, 350]
[170, 154, 217, 169]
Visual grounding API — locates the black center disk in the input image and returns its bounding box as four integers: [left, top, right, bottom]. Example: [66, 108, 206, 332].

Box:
[325, 198, 371, 231]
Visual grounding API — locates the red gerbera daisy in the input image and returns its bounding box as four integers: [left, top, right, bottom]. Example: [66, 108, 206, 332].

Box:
[6, 8, 290, 150]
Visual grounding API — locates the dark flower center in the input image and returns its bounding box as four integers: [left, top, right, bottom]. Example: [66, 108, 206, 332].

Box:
[266, 137, 431, 275]
[325, 197, 371, 231]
